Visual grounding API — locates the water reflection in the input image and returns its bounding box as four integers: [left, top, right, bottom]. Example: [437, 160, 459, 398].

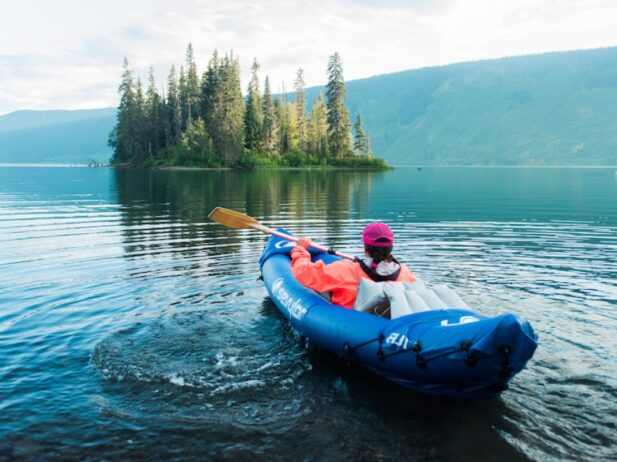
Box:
[114, 168, 380, 259]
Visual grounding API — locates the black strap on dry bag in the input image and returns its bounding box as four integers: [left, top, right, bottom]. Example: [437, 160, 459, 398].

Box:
[356, 256, 401, 282]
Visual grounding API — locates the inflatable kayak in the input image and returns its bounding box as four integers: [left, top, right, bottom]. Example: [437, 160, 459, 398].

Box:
[259, 230, 538, 399]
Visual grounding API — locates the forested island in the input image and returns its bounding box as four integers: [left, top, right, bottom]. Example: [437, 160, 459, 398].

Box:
[109, 45, 389, 169]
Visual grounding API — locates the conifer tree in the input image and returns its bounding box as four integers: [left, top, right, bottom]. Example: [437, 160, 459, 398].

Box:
[133, 78, 147, 164]
[185, 43, 200, 125]
[307, 92, 329, 160]
[262, 76, 277, 153]
[353, 112, 367, 156]
[326, 52, 352, 158]
[178, 66, 189, 131]
[273, 97, 285, 153]
[294, 68, 306, 150]
[200, 50, 219, 124]
[274, 98, 299, 155]
[244, 58, 263, 150]
[166, 66, 181, 146]
[209, 53, 244, 165]
[286, 101, 299, 152]
[145, 68, 164, 159]
[109, 58, 136, 164]
[173, 118, 215, 166]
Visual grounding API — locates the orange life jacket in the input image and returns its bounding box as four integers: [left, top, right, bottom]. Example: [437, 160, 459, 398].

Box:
[290, 245, 416, 309]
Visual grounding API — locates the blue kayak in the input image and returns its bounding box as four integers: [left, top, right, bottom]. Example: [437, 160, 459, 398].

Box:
[259, 230, 538, 399]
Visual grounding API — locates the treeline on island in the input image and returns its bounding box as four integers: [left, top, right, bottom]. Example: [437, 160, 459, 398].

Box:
[109, 44, 389, 169]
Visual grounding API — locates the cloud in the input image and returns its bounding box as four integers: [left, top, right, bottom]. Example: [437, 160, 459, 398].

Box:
[348, 0, 455, 15]
[1, 0, 617, 114]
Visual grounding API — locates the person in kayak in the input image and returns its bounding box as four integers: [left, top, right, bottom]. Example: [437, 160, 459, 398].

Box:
[291, 222, 415, 309]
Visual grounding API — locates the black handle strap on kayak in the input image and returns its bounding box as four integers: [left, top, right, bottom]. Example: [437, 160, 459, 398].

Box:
[342, 335, 383, 366]
[494, 345, 513, 391]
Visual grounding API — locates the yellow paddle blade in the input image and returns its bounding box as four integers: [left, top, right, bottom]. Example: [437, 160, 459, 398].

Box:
[208, 207, 259, 229]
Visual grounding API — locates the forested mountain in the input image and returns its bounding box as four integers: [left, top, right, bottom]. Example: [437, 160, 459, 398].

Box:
[0, 108, 115, 164]
[3, 47, 616, 165]
[310, 47, 617, 165]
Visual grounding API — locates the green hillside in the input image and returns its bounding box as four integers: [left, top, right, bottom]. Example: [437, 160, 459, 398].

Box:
[0, 108, 115, 164]
[329, 47, 617, 165]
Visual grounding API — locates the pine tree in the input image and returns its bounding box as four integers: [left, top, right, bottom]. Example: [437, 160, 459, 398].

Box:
[133, 78, 148, 164]
[273, 97, 285, 153]
[200, 50, 219, 124]
[307, 92, 329, 160]
[262, 76, 277, 153]
[166, 65, 181, 146]
[326, 52, 352, 158]
[244, 58, 263, 150]
[209, 53, 244, 165]
[178, 66, 189, 131]
[353, 112, 367, 156]
[173, 118, 215, 166]
[109, 58, 136, 164]
[145, 67, 165, 159]
[294, 68, 306, 150]
[185, 43, 200, 125]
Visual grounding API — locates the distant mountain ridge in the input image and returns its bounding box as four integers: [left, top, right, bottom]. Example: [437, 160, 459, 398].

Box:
[2, 47, 617, 165]
[0, 108, 115, 164]
[332, 47, 617, 165]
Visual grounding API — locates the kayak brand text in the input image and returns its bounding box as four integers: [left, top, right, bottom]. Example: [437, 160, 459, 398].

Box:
[385, 332, 411, 349]
[271, 278, 308, 320]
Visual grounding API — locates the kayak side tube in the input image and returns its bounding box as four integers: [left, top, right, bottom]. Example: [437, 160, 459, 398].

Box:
[259, 231, 538, 399]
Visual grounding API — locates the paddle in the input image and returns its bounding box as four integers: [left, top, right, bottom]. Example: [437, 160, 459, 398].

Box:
[208, 207, 354, 261]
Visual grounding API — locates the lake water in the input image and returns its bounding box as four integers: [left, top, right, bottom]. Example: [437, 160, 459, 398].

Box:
[1, 166, 616, 461]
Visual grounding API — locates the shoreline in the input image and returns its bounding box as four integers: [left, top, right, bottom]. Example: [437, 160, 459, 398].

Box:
[2, 163, 616, 169]
[113, 164, 393, 172]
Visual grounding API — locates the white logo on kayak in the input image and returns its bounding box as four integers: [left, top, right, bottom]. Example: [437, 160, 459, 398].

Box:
[385, 332, 410, 349]
[440, 316, 479, 327]
[275, 240, 296, 249]
[270, 277, 308, 320]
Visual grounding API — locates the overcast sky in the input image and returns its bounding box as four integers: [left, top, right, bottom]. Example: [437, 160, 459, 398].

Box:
[1, 0, 617, 115]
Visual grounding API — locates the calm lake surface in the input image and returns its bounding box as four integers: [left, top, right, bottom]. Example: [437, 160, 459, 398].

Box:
[1, 166, 616, 461]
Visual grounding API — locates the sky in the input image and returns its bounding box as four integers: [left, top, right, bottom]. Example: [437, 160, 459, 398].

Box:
[1, 0, 617, 115]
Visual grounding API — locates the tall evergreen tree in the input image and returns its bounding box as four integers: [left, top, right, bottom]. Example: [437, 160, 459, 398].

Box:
[262, 76, 277, 153]
[200, 50, 220, 124]
[133, 78, 147, 164]
[178, 66, 189, 131]
[145, 68, 164, 159]
[325, 52, 352, 158]
[185, 43, 200, 125]
[244, 58, 263, 150]
[109, 58, 136, 164]
[173, 118, 215, 166]
[353, 112, 367, 156]
[273, 97, 285, 153]
[274, 98, 298, 154]
[209, 53, 244, 165]
[294, 68, 306, 150]
[166, 65, 181, 146]
[307, 92, 329, 160]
